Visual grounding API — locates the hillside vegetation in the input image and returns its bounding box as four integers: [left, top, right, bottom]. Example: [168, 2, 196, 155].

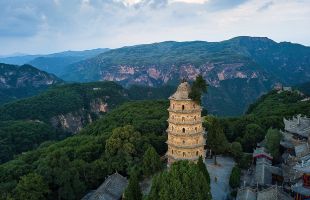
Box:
[0, 87, 309, 199]
[0, 100, 168, 199]
[220, 90, 310, 153]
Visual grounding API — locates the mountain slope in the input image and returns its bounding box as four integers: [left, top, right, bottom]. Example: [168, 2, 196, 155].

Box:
[0, 81, 129, 133]
[27, 48, 109, 76]
[61, 37, 310, 116]
[1, 88, 309, 199]
[0, 100, 168, 199]
[0, 63, 63, 104]
[0, 48, 109, 76]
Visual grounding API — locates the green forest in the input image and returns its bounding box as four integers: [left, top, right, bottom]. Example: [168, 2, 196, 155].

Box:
[0, 78, 309, 199]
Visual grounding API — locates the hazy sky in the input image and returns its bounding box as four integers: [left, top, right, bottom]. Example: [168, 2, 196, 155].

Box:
[0, 0, 309, 55]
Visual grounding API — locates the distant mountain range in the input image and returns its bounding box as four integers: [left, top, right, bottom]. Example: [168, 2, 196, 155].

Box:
[0, 36, 309, 116]
[0, 63, 62, 104]
[61, 36, 310, 115]
[0, 48, 109, 75]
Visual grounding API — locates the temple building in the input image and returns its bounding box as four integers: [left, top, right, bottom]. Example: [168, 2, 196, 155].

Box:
[291, 157, 310, 200]
[166, 81, 206, 165]
[283, 115, 310, 139]
[81, 172, 128, 200]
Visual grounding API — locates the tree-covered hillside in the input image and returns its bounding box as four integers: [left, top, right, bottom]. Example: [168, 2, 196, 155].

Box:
[0, 86, 309, 199]
[220, 90, 310, 153]
[0, 81, 129, 165]
[0, 121, 65, 164]
[0, 100, 168, 200]
[0, 81, 128, 123]
[0, 81, 174, 166]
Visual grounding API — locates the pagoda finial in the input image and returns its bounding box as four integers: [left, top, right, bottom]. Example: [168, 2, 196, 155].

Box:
[181, 76, 188, 83]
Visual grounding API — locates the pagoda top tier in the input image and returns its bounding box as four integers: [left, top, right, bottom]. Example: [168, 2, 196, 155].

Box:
[169, 81, 191, 100]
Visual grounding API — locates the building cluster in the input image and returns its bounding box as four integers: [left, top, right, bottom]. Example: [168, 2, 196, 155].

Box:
[237, 115, 310, 200]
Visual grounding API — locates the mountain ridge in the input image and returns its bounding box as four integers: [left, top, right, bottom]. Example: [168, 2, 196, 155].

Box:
[0, 63, 63, 104]
[59, 36, 310, 115]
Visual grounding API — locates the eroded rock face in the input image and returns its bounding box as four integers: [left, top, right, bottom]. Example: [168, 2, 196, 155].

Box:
[0, 63, 62, 89]
[50, 98, 109, 134]
[98, 62, 267, 88]
[90, 98, 108, 113]
[50, 112, 84, 133]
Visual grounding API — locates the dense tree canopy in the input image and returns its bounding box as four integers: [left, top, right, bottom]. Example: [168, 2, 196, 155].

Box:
[0, 121, 62, 164]
[14, 173, 49, 200]
[147, 161, 211, 200]
[0, 100, 169, 199]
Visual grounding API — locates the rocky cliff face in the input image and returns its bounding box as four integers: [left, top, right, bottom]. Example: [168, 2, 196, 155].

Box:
[0, 63, 62, 89]
[100, 62, 267, 88]
[61, 37, 310, 116]
[0, 63, 63, 105]
[49, 98, 109, 133]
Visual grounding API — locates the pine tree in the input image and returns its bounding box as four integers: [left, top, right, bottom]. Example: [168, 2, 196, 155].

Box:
[207, 118, 228, 165]
[124, 173, 142, 200]
[197, 156, 210, 185]
[229, 166, 241, 189]
[142, 146, 162, 176]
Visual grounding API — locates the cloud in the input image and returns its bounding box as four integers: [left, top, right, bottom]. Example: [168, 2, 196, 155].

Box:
[0, 0, 309, 55]
[257, 1, 273, 11]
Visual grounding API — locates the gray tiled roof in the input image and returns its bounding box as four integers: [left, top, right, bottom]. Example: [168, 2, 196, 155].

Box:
[284, 115, 310, 138]
[81, 173, 128, 200]
[257, 186, 292, 200]
[237, 187, 257, 200]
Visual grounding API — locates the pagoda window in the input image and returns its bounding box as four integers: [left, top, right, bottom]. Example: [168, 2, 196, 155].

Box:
[195, 127, 198, 132]
[194, 116, 196, 121]
[182, 105, 185, 110]
[183, 140, 185, 144]
[183, 152, 186, 157]
[196, 151, 199, 156]
[172, 150, 174, 154]
[182, 117, 185, 122]
[182, 128, 185, 133]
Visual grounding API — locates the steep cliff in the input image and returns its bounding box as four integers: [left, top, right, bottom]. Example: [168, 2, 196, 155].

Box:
[0, 82, 129, 133]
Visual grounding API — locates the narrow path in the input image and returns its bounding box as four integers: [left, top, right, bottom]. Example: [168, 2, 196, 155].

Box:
[206, 156, 235, 200]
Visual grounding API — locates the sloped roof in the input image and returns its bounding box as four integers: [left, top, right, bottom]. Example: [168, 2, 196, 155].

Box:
[284, 115, 310, 138]
[169, 82, 191, 100]
[257, 186, 292, 200]
[82, 173, 128, 200]
[237, 187, 257, 200]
